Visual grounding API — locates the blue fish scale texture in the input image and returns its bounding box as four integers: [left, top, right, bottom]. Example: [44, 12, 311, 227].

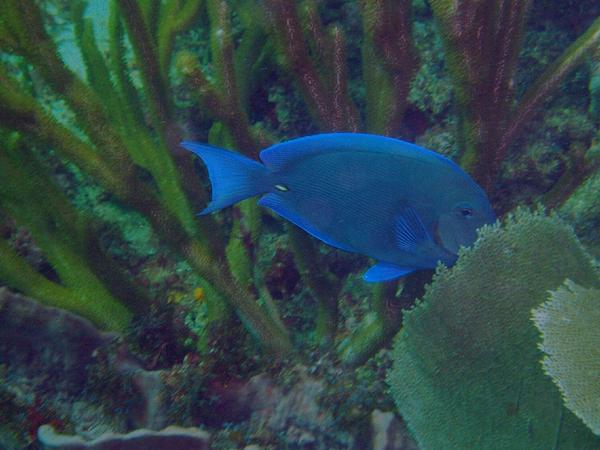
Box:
[273, 151, 446, 267]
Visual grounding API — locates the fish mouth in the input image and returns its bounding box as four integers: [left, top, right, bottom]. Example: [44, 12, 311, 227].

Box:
[432, 220, 459, 260]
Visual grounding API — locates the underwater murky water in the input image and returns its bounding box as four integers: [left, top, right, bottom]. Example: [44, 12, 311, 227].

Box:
[1, 0, 600, 448]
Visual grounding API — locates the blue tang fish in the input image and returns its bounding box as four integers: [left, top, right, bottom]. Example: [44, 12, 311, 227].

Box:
[181, 133, 495, 282]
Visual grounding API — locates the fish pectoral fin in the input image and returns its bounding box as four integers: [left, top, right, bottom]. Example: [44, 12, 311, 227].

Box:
[394, 205, 432, 252]
[363, 262, 414, 282]
[258, 193, 356, 253]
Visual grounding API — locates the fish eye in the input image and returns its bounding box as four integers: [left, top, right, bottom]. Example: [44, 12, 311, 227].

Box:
[455, 202, 474, 218]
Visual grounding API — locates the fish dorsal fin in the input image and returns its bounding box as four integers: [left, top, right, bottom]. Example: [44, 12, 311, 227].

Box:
[363, 262, 414, 282]
[258, 193, 356, 253]
[259, 133, 459, 172]
[394, 205, 431, 252]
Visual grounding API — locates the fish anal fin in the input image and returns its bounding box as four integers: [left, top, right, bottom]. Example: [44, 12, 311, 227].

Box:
[363, 262, 414, 282]
[258, 193, 355, 253]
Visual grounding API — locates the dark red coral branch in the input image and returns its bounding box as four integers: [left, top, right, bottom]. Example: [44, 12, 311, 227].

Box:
[265, 0, 335, 129]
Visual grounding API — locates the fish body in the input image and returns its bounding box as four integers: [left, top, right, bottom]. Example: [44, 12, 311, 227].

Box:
[182, 133, 495, 282]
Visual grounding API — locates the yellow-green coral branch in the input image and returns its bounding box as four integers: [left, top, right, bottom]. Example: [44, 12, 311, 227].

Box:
[0, 1, 131, 166]
[158, 0, 204, 79]
[500, 15, 600, 158]
[207, 0, 259, 156]
[1, 0, 293, 355]
[117, 0, 171, 132]
[182, 240, 293, 354]
[0, 142, 132, 330]
[286, 225, 340, 346]
[108, 0, 146, 127]
[0, 67, 129, 197]
[0, 239, 130, 330]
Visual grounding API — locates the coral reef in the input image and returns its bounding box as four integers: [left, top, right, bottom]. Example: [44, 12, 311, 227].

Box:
[1, 0, 600, 447]
[532, 280, 600, 435]
[1, 287, 410, 449]
[0, 288, 191, 447]
[387, 209, 600, 448]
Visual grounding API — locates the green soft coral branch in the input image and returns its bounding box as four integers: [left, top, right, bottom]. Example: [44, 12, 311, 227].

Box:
[73, 4, 116, 107]
[360, 0, 415, 135]
[500, 15, 600, 160]
[108, 0, 146, 127]
[0, 141, 132, 331]
[181, 239, 293, 353]
[286, 225, 340, 346]
[75, 8, 157, 180]
[208, 123, 288, 342]
[0, 1, 291, 355]
[0, 68, 129, 197]
[338, 270, 432, 366]
[337, 283, 394, 366]
[234, 1, 270, 113]
[0, 238, 129, 330]
[74, 7, 155, 171]
[71, 0, 199, 237]
[117, 0, 171, 132]
[207, 0, 259, 157]
[225, 216, 254, 289]
[361, 31, 395, 134]
[107, 0, 221, 251]
[158, 0, 204, 80]
[0, 1, 131, 166]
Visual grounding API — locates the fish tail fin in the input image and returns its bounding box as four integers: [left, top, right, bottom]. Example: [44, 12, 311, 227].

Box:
[181, 141, 270, 215]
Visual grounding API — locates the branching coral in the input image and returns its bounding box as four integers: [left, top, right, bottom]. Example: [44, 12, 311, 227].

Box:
[0, 0, 291, 353]
[430, 1, 600, 194]
[0, 134, 137, 330]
